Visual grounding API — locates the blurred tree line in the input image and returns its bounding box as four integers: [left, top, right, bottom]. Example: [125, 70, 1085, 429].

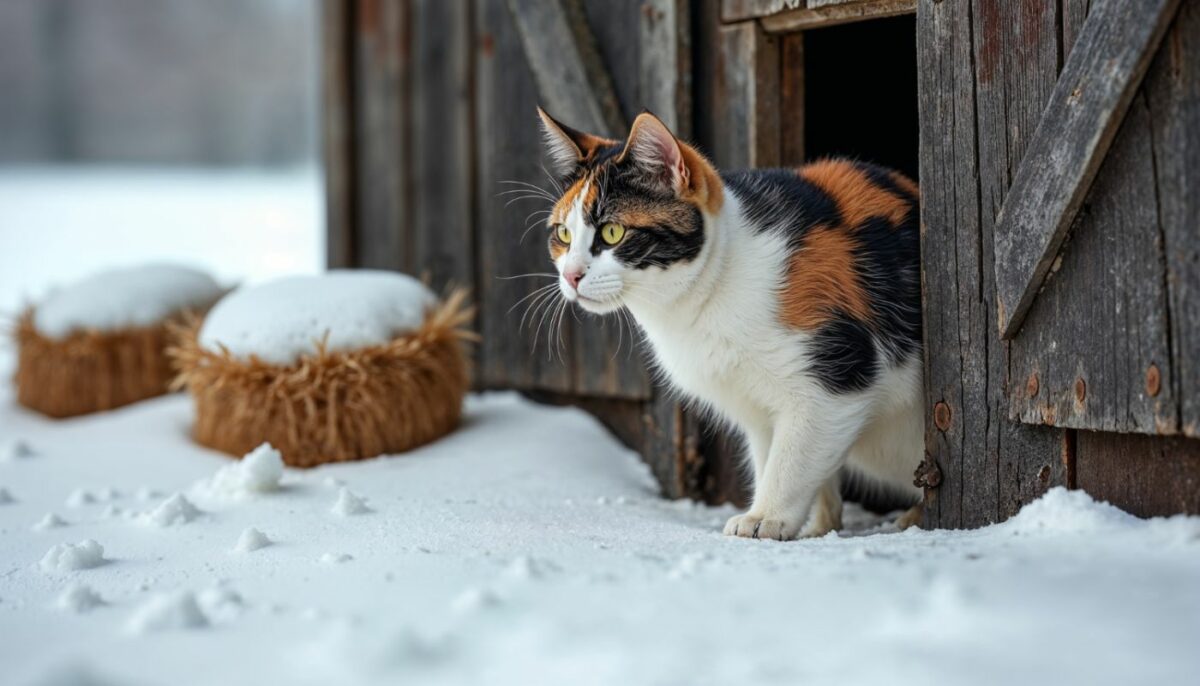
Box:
[0, 0, 318, 167]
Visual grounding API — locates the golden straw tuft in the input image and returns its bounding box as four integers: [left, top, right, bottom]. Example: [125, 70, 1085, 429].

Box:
[14, 310, 182, 418]
[170, 289, 475, 467]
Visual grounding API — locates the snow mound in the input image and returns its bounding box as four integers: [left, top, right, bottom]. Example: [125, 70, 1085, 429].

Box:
[56, 584, 105, 613]
[504, 555, 560, 581]
[135, 486, 162, 502]
[126, 591, 209, 634]
[0, 487, 14, 504]
[2, 438, 35, 461]
[33, 512, 68, 531]
[65, 489, 96, 508]
[40, 540, 105, 572]
[143, 493, 202, 527]
[319, 553, 354, 565]
[198, 586, 245, 621]
[198, 270, 435, 365]
[331, 487, 371, 516]
[33, 264, 222, 338]
[1004, 487, 1137, 535]
[451, 587, 502, 614]
[203, 443, 285, 496]
[233, 527, 272, 553]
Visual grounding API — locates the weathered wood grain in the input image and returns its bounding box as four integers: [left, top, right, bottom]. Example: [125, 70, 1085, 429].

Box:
[760, 0, 915, 32]
[993, 0, 1182, 339]
[1076, 431, 1200, 516]
[352, 0, 409, 272]
[411, 0, 474, 292]
[474, 0, 575, 392]
[917, 0, 986, 528]
[1145, 0, 1200, 437]
[1008, 94, 1177, 436]
[721, 0, 802, 23]
[504, 0, 625, 137]
[638, 0, 692, 137]
[779, 32, 805, 166]
[710, 21, 780, 169]
[972, 0, 1069, 521]
[322, 0, 355, 269]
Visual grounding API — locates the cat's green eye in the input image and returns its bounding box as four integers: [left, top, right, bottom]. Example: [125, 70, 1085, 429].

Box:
[556, 225, 572, 244]
[600, 222, 626, 245]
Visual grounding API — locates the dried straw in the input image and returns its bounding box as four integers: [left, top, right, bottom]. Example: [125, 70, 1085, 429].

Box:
[14, 310, 181, 418]
[170, 289, 474, 467]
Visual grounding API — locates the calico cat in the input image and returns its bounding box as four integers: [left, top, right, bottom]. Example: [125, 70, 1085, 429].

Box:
[536, 108, 923, 540]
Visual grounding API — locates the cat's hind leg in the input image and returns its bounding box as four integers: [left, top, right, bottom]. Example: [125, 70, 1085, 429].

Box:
[800, 475, 842, 538]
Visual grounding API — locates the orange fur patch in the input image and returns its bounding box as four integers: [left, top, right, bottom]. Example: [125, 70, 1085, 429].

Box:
[680, 143, 723, 215]
[799, 160, 911, 228]
[548, 240, 567, 260]
[780, 226, 872, 330]
[551, 177, 588, 224]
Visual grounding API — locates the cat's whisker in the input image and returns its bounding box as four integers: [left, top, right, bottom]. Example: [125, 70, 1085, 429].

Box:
[496, 272, 557, 281]
[521, 288, 560, 333]
[539, 164, 564, 195]
[508, 283, 559, 314]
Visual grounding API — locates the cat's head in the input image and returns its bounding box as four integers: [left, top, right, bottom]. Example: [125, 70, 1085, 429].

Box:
[537, 108, 723, 314]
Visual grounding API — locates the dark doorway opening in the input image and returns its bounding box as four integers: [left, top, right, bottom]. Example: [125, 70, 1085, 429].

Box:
[803, 15, 919, 181]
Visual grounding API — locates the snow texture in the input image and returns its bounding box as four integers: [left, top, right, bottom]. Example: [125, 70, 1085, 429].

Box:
[64, 490, 96, 508]
[32, 264, 222, 339]
[32, 512, 68, 531]
[202, 443, 284, 497]
[0, 487, 14, 504]
[56, 584, 104, 614]
[142, 493, 201, 527]
[1, 386, 1198, 686]
[39, 540, 105, 572]
[233, 528, 271, 553]
[198, 270, 436, 365]
[2, 439, 35, 462]
[330, 487, 370, 516]
[125, 591, 209, 634]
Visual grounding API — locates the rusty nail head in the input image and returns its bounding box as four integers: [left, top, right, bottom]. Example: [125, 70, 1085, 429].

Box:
[1037, 465, 1051, 483]
[933, 402, 952, 432]
[1026, 372, 1040, 398]
[1146, 364, 1161, 397]
[1074, 377, 1087, 404]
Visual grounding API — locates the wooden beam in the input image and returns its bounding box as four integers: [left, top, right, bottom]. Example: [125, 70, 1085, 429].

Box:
[321, 0, 355, 268]
[639, 0, 691, 137]
[993, 0, 1182, 339]
[504, 0, 625, 137]
[710, 21, 780, 169]
[722, 0, 802, 23]
[759, 0, 915, 32]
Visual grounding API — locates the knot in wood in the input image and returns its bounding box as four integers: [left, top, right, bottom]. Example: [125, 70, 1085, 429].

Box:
[914, 453, 942, 490]
[1074, 377, 1087, 404]
[1026, 372, 1040, 398]
[1145, 364, 1161, 397]
[933, 402, 952, 432]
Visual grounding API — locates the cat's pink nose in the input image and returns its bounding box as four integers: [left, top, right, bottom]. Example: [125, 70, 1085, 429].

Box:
[564, 269, 584, 290]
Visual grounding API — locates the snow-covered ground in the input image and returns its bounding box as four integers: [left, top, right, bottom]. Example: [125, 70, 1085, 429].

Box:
[1, 381, 1198, 685]
[0, 166, 323, 317]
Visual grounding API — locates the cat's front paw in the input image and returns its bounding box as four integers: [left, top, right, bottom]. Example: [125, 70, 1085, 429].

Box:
[722, 513, 802, 541]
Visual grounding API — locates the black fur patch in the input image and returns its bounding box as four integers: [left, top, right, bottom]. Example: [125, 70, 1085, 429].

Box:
[808, 311, 879, 393]
[722, 169, 842, 244]
[853, 215, 921, 365]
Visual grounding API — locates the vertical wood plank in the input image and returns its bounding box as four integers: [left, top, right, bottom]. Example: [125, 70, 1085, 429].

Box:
[411, 0, 475, 292]
[1076, 431, 1200, 516]
[971, 0, 1067, 521]
[353, 0, 410, 272]
[637, 0, 692, 137]
[1146, 0, 1200, 437]
[473, 0, 575, 392]
[710, 21, 780, 169]
[779, 32, 805, 166]
[322, 0, 356, 268]
[917, 0, 984, 528]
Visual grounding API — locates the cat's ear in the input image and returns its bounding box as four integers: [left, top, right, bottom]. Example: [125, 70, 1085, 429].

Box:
[537, 107, 615, 177]
[619, 111, 689, 195]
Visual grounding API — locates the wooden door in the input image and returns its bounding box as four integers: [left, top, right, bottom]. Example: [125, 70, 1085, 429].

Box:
[918, 0, 1200, 527]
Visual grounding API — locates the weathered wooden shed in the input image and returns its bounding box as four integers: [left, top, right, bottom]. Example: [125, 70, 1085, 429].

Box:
[322, 0, 1199, 526]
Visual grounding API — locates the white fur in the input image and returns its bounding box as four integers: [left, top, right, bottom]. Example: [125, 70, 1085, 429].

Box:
[556, 191, 923, 540]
